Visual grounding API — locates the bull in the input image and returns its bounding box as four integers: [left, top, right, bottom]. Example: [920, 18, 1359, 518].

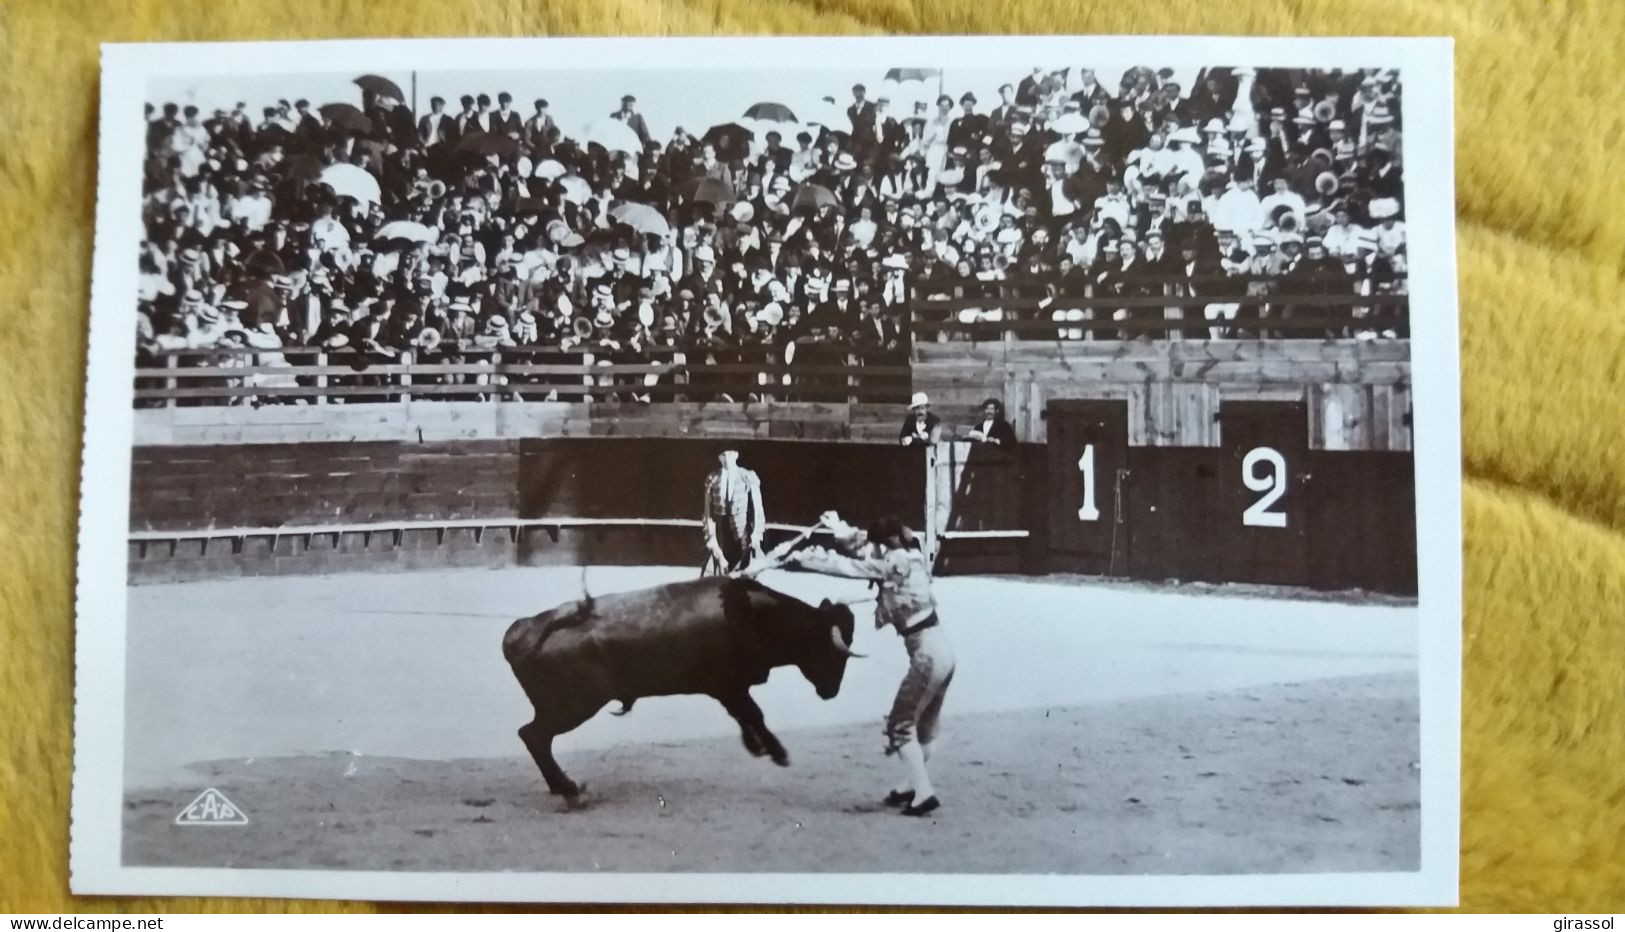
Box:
[502, 575, 863, 801]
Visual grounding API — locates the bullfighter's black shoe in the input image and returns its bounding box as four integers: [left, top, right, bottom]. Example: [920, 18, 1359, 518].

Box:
[901, 795, 940, 817]
[883, 790, 915, 808]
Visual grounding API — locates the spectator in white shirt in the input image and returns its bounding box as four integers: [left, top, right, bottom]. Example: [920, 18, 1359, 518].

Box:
[1258, 176, 1307, 231]
[1212, 176, 1263, 236]
[227, 176, 274, 231]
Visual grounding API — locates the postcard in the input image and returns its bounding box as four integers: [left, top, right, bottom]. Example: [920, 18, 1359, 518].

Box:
[72, 33, 1460, 906]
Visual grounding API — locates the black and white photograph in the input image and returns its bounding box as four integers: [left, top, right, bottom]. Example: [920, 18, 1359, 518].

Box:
[72, 34, 1462, 907]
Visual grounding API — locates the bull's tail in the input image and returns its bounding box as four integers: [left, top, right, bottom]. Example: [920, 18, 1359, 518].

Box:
[501, 592, 597, 667]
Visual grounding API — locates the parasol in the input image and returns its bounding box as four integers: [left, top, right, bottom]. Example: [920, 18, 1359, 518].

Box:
[790, 183, 838, 212]
[743, 102, 798, 123]
[1049, 112, 1090, 135]
[319, 103, 372, 135]
[240, 251, 285, 279]
[353, 75, 406, 103]
[702, 122, 755, 162]
[556, 175, 594, 205]
[609, 202, 672, 238]
[803, 99, 847, 129]
[374, 221, 436, 245]
[884, 68, 941, 83]
[317, 163, 381, 204]
[276, 154, 324, 183]
[684, 176, 735, 205]
[532, 158, 567, 180]
[579, 118, 643, 154]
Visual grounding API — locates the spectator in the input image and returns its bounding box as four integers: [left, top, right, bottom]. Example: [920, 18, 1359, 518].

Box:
[899, 392, 941, 447]
[612, 94, 652, 149]
[419, 96, 455, 147]
[133, 65, 1406, 404]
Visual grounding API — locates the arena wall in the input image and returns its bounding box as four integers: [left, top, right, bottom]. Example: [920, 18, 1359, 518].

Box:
[126, 339, 1417, 595]
[129, 438, 927, 584]
[913, 339, 1413, 451]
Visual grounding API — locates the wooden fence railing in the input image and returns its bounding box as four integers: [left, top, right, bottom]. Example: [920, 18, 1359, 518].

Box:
[133, 346, 913, 406]
[911, 276, 1409, 341]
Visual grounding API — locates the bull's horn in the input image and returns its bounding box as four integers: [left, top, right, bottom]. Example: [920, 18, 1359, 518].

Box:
[830, 625, 866, 659]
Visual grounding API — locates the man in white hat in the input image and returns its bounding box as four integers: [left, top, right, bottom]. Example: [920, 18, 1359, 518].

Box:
[899, 392, 941, 447]
[701, 449, 767, 576]
[1368, 199, 1406, 258]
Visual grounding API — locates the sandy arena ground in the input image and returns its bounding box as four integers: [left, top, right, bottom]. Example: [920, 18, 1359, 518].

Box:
[121, 566, 1420, 875]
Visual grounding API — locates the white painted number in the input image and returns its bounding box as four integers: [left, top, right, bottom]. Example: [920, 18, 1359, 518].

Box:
[1077, 443, 1101, 521]
[1241, 447, 1288, 528]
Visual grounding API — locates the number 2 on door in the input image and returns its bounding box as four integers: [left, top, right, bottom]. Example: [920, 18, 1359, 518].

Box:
[1242, 447, 1288, 528]
[1077, 443, 1101, 521]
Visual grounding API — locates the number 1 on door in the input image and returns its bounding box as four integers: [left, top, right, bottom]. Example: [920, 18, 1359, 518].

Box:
[1078, 443, 1101, 521]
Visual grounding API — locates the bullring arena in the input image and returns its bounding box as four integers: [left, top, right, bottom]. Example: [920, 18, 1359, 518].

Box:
[120, 325, 1423, 876]
[122, 562, 1419, 875]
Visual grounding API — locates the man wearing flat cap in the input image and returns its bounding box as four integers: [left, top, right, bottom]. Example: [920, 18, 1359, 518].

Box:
[612, 94, 652, 148]
[947, 92, 987, 153]
[487, 92, 523, 137]
[847, 84, 876, 139]
[419, 96, 456, 149]
[525, 99, 557, 148]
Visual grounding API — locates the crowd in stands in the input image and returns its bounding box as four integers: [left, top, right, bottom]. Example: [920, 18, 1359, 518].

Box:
[135, 64, 1409, 400]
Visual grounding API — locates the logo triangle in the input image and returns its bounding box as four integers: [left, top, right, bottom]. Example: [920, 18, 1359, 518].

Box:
[174, 787, 250, 825]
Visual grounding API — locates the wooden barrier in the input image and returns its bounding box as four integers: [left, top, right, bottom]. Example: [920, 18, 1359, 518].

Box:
[134, 345, 911, 406]
[925, 438, 1417, 595]
[129, 437, 927, 584]
[910, 278, 1409, 343]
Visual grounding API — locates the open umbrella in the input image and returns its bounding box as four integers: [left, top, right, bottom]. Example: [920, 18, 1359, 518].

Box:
[318, 163, 381, 204]
[702, 122, 754, 162]
[790, 183, 838, 212]
[219, 279, 281, 322]
[456, 132, 519, 159]
[684, 176, 735, 205]
[375, 221, 436, 245]
[579, 118, 642, 154]
[319, 103, 372, 135]
[609, 202, 672, 238]
[745, 118, 806, 145]
[556, 174, 593, 205]
[240, 250, 285, 279]
[884, 67, 941, 83]
[353, 139, 387, 175]
[743, 102, 798, 124]
[277, 154, 324, 183]
[532, 158, 567, 180]
[804, 98, 847, 128]
[354, 74, 406, 103]
[1044, 140, 1082, 165]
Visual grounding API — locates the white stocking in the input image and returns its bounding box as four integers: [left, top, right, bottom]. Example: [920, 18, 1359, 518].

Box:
[896, 739, 934, 801]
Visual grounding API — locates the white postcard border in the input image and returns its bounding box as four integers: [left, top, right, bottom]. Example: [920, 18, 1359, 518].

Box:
[72, 33, 1461, 906]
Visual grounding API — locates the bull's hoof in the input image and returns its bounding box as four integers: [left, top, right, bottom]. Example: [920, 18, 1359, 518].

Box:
[770, 751, 790, 767]
[548, 780, 583, 798]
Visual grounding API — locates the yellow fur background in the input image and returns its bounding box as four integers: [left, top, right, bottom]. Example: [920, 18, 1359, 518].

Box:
[2, 0, 1622, 914]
